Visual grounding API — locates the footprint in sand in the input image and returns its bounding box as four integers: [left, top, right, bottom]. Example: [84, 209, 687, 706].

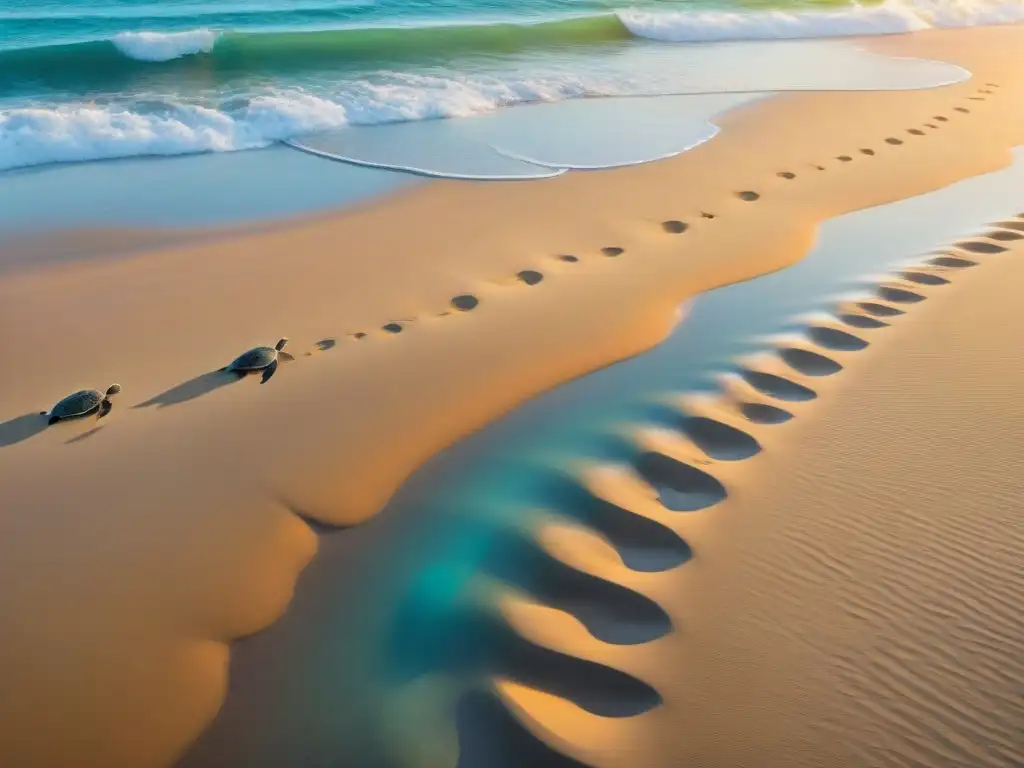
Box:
[993, 220, 1024, 232]
[899, 271, 950, 286]
[838, 312, 889, 329]
[737, 191, 760, 202]
[601, 247, 624, 257]
[315, 338, 337, 352]
[934, 115, 949, 122]
[858, 301, 904, 317]
[739, 402, 793, 425]
[985, 229, 1024, 241]
[778, 347, 843, 377]
[661, 220, 689, 234]
[877, 285, 926, 304]
[740, 369, 818, 402]
[929, 254, 977, 269]
[517, 270, 544, 286]
[955, 107, 970, 114]
[678, 416, 762, 461]
[485, 528, 674, 644]
[382, 323, 403, 334]
[777, 171, 797, 180]
[451, 294, 479, 311]
[886, 137, 904, 145]
[837, 156, 853, 163]
[956, 240, 1008, 254]
[907, 129, 925, 136]
[636, 451, 728, 512]
[806, 326, 870, 351]
[860, 149, 876, 156]
[556, 254, 580, 263]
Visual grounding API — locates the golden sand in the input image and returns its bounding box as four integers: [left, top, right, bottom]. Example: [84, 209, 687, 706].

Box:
[1, 25, 1024, 768]
[496, 227, 1024, 768]
[634, 229, 1024, 767]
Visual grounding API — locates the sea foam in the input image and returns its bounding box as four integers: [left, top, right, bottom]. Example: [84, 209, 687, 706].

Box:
[619, 0, 1024, 43]
[112, 28, 219, 62]
[0, 77, 595, 172]
[0, 93, 347, 171]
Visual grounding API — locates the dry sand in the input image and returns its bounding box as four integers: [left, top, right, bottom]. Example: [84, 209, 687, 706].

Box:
[494, 225, 1024, 768]
[1, 25, 1024, 768]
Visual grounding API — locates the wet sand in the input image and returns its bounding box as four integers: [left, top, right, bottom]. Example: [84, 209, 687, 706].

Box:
[627, 224, 1024, 768]
[1, 24, 1024, 768]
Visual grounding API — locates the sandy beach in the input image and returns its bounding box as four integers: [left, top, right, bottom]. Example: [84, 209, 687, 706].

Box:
[629, 222, 1024, 767]
[2, 22, 1024, 768]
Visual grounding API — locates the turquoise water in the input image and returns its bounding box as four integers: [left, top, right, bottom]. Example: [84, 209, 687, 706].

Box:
[180, 148, 1024, 767]
[1, 0, 1020, 176]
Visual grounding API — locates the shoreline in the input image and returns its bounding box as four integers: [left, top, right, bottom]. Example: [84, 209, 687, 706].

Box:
[181, 136, 1024, 767]
[0, 145, 419, 242]
[3, 25, 1024, 767]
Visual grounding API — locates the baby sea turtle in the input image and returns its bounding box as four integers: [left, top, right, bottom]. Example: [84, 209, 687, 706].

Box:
[223, 338, 289, 383]
[42, 384, 121, 425]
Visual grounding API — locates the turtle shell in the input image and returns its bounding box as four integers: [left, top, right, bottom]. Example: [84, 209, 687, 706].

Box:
[51, 389, 103, 419]
[229, 346, 277, 372]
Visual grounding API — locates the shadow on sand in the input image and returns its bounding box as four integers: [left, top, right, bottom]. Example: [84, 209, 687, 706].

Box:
[65, 426, 105, 445]
[134, 370, 238, 409]
[0, 413, 48, 447]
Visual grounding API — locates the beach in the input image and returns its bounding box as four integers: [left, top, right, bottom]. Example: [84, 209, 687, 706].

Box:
[633, 223, 1024, 767]
[2, 12, 1024, 768]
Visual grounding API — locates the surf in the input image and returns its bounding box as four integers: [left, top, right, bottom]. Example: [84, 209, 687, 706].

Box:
[2, 0, 1024, 92]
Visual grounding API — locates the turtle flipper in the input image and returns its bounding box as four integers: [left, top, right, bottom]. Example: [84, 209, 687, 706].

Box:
[235, 370, 248, 380]
[48, 415, 60, 426]
[260, 359, 279, 384]
[98, 400, 113, 420]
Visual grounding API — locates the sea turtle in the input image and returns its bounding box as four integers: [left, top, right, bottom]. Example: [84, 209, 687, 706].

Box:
[42, 384, 121, 425]
[223, 338, 289, 383]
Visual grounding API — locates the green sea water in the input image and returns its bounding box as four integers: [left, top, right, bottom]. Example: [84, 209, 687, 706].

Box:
[0, 0, 1019, 173]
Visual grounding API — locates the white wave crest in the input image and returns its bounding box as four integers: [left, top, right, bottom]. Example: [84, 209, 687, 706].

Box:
[0, 76, 602, 172]
[112, 28, 219, 62]
[619, 0, 1024, 43]
[0, 37, 977, 174]
[0, 92, 349, 171]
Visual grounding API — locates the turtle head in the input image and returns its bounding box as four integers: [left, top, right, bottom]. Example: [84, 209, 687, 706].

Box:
[275, 338, 289, 351]
[105, 384, 122, 397]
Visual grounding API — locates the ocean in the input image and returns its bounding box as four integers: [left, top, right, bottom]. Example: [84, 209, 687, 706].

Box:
[1, 0, 1023, 175]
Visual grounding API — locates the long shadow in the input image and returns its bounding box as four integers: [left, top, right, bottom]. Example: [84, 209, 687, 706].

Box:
[66, 426, 105, 445]
[0, 413, 49, 447]
[134, 370, 237, 409]
[457, 690, 594, 768]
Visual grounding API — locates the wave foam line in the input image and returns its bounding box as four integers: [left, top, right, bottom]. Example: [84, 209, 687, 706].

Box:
[104, 0, 1024, 66]
[8, 0, 1024, 74]
[283, 138, 566, 180]
[0, 92, 346, 172]
[0, 74, 598, 172]
[619, 0, 1024, 43]
[486, 122, 720, 171]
